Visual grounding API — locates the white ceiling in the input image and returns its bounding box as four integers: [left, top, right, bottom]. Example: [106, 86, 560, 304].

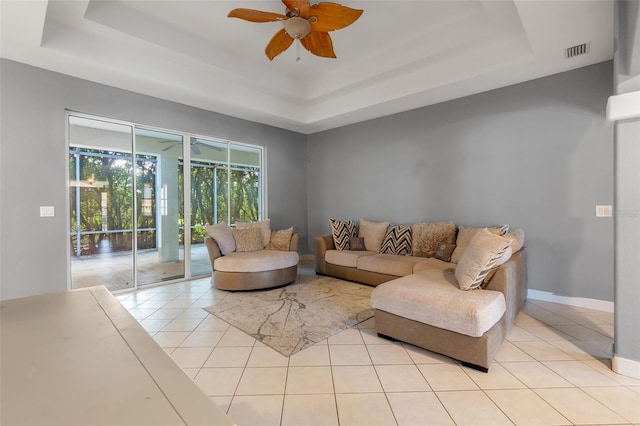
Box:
[0, 0, 614, 134]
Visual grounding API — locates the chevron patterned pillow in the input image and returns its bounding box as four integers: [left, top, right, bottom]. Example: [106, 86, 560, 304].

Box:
[380, 225, 413, 255]
[330, 219, 357, 250]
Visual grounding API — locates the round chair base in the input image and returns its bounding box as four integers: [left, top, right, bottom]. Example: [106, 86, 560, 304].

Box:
[213, 265, 298, 291]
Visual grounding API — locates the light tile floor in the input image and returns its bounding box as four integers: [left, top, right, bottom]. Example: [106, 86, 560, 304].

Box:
[116, 260, 640, 426]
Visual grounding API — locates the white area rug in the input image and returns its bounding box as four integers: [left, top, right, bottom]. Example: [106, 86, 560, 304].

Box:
[203, 277, 374, 356]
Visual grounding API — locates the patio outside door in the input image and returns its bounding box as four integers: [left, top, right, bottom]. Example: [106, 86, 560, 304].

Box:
[69, 115, 186, 291]
[135, 128, 185, 285]
[69, 116, 136, 291]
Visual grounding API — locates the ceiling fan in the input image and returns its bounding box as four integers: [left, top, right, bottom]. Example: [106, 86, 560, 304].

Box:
[228, 0, 363, 60]
[160, 139, 223, 155]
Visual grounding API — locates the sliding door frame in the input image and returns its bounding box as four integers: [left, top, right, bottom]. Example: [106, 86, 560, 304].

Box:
[65, 111, 266, 293]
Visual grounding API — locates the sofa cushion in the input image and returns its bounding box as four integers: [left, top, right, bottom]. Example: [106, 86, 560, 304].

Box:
[380, 225, 412, 255]
[358, 218, 390, 252]
[214, 250, 299, 273]
[451, 226, 502, 264]
[205, 221, 236, 255]
[412, 222, 456, 258]
[413, 257, 455, 273]
[371, 269, 506, 338]
[357, 253, 425, 277]
[455, 229, 512, 290]
[265, 227, 293, 251]
[330, 219, 357, 250]
[232, 227, 263, 252]
[325, 249, 377, 268]
[236, 219, 271, 248]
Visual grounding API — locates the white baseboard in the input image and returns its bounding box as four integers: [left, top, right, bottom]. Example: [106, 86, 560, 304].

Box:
[527, 289, 614, 313]
[612, 355, 640, 380]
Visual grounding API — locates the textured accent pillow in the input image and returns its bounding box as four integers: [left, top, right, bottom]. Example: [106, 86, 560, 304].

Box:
[412, 221, 456, 258]
[266, 227, 294, 251]
[358, 218, 390, 252]
[380, 225, 413, 255]
[205, 221, 236, 255]
[434, 243, 456, 262]
[232, 227, 263, 252]
[503, 229, 525, 253]
[330, 219, 357, 250]
[493, 224, 510, 235]
[349, 236, 366, 251]
[236, 219, 271, 248]
[451, 226, 502, 264]
[455, 228, 511, 290]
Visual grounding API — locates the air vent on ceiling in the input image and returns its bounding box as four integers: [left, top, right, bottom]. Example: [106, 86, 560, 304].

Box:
[566, 42, 589, 59]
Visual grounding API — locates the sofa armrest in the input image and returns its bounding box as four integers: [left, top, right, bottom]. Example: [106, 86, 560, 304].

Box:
[315, 235, 335, 275]
[484, 249, 527, 330]
[205, 236, 222, 270]
[289, 233, 301, 252]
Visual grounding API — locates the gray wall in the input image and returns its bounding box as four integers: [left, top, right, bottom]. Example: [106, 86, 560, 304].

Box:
[613, 0, 640, 368]
[0, 58, 308, 300]
[308, 62, 614, 302]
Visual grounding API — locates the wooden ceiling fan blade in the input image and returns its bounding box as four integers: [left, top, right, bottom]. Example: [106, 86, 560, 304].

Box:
[309, 3, 363, 32]
[228, 8, 286, 23]
[300, 31, 336, 58]
[282, 0, 310, 18]
[265, 29, 295, 61]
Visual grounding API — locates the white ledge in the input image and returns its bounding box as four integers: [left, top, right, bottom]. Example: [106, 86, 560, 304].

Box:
[607, 90, 640, 122]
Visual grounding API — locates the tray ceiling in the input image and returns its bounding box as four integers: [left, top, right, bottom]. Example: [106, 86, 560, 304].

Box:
[0, 1, 613, 134]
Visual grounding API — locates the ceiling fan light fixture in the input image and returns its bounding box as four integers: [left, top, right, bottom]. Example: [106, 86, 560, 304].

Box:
[283, 17, 311, 39]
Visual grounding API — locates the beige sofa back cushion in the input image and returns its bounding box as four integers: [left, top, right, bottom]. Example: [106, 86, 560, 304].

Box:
[358, 219, 390, 252]
[451, 226, 502, 264]
[205, 221, 236, 255]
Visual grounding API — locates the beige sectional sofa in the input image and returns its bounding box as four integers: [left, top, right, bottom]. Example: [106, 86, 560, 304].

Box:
[315, 223, 527, 371]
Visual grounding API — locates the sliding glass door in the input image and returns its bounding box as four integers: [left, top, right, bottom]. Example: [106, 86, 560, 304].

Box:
[135, 128, 185, 285]
[69, 116, 135, 291]
[68, 113, 264, 292]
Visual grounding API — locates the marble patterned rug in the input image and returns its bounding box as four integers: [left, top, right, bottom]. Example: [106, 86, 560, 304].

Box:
[203, 277, 374, 356]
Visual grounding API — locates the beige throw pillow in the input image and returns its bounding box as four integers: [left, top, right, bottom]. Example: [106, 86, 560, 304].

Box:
[455, 228, 512, 290]
[358, 218, 389, 252]
[503, 229, 525, 253]
[266, 227, 293, 251]
[451, 226, 502, 264]
[412, 221, 456, 258]
[205, 221, 236, 255]
[232, 227, 263, 252]
[236, 219, 271, 248]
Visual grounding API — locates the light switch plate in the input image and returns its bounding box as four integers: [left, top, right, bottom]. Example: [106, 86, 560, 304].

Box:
[40, 206, 55, 217]
[596, 205, 612, 217]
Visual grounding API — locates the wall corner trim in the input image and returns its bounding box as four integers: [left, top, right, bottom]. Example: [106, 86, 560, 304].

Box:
[527, 289, 614, 313]
[606, 90, 640, 122]
[612, 355, 640, 379]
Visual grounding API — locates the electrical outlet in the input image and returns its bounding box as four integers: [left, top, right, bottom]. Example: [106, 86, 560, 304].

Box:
[596, 205, 612, 217]
[40, 206, 55, 217]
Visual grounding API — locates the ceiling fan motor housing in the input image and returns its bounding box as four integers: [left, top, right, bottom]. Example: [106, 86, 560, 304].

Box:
[283, 17, 311, 39]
